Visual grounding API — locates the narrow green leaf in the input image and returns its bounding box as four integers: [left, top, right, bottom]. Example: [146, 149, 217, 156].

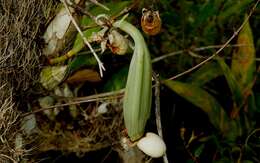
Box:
[247, 93, 257, 116]
[187, 62, 222, 86]
[67, 54, 98, 75]
[231, 15, 256, 92]
[216, 57, 244, 109]
[114, 20, 152, 141]
[193, 0, 217, 28]
[194, 144, 205, 158]
[218, 0, 253, 23]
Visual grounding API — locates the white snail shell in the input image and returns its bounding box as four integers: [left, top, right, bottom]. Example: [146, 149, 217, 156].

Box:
[137, 132, 166, 158]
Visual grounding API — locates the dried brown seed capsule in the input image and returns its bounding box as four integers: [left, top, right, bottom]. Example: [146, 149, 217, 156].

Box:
[141, 8, 161, 36]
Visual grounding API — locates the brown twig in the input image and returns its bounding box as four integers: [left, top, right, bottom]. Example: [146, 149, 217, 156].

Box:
[152, 72, 169, 163]
[187, 49, 260, 62]
[151, 44, 249, 63]
[21, 89, 124, 118]
[167, 0, 259, 80]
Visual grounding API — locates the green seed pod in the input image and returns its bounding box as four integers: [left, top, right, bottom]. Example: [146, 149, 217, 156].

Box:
[113, 20, 152, 141]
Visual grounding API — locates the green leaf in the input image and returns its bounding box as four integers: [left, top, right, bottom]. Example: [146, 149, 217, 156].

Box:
[216, 57, 244, 110]
[102, 66, 128, 92]
[231, 15, 256, 92]
[86, 1, 132, 24]
[114, 20, 152, 141]
[247, 93, 257, 116]
[193, 0, 217, 28]
[187, 62, 222, 86]
[69, 27, 101, 57]
[163, 80, 232, 134]
[193, 144, 205, 158]
[67, 54, 98, 75]
[218, 0, 253, 23]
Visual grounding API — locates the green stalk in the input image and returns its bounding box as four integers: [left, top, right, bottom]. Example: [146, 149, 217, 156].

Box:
[113, 20, 152, 141]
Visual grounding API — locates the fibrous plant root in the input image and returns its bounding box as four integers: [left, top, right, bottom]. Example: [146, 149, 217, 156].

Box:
[0, 0, 58, 162]
[0, 0, 57, 91]
[0, 84, 20, 162]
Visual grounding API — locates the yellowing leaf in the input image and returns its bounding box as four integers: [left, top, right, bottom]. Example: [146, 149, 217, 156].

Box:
[66, 69, 101, 83]
[231, 15, 256, 91]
